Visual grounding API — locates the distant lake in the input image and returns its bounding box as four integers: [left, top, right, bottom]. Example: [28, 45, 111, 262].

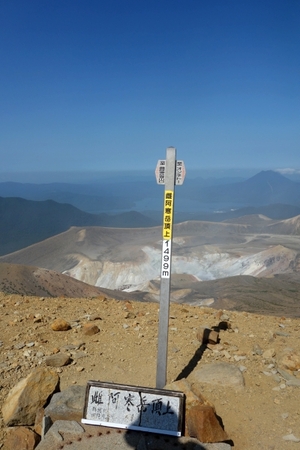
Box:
[105, 197, 247, 215]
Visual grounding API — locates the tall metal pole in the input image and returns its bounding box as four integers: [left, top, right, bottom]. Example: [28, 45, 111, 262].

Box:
[156, 147, 176, 389]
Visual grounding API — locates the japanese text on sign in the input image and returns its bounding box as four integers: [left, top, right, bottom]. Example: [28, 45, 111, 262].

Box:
[155, 160, 185, 185]
[82, 381, 184, 436]
[162, 190, 174, 239]
[155, 160, 166, 185]
[175, 160, 185, 185]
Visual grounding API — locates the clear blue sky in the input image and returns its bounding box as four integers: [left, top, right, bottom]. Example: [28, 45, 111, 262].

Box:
[1, 0, 299, 176]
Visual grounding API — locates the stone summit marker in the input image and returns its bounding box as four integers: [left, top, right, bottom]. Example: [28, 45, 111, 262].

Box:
[155, 147, 186, 389]
[81, 148, 185, 437]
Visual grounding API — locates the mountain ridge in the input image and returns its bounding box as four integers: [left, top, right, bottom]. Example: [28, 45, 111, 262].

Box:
[1, 261, 300, 318]
[186, 170, 300, 205]
[1, 217, 300, 310]
[2, 171, 300, 216]
[0, 196, 158, 255]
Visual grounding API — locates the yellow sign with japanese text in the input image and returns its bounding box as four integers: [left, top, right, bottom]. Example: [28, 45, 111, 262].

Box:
[162, 190, 174, 239]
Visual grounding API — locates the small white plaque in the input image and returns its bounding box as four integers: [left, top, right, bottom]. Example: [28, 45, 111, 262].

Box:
[82, 381, 184, 436]
[175, 160, 186, 185]
[155, 159, 166, 184]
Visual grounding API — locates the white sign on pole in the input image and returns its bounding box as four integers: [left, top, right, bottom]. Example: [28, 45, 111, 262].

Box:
[155, 160, 166, 185]
[155, 160, 186, 185]
[175, 160, 186, 185]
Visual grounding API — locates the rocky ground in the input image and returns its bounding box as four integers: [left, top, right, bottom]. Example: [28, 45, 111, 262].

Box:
[0, 291, 300, 449]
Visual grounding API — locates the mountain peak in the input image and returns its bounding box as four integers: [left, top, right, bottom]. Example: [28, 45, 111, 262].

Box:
[248, 170, 293, 184]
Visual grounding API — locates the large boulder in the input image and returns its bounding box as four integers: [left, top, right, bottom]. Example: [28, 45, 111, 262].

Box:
[165, 378, 229, 443]
[165, 378, 213, 409]
[3, 426, 40, 450]
[2, 368, 59, 426]
[44, 385, 86, 422]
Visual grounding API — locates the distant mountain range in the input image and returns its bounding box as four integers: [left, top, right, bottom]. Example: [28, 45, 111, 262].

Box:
[183, 170, 300, 205]
[1, 170, 300, 215]
[1, 170, 300, 256]
[0, 178, 161, 213]
[2, 170, 300, 317]
[1, 260, 300, 317]
[2, 216, 300, 289]
[0, 197, 158, 256]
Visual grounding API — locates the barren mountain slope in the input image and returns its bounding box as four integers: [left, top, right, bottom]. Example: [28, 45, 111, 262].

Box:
[1, 218, 300, 296]
[1, 261, 300, 318]
[0, 263, 108, 298]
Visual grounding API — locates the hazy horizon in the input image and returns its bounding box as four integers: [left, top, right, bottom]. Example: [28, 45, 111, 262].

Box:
[1, 167, 300, 185]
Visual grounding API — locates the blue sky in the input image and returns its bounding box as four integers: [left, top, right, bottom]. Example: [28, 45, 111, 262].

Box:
[1, 0, 299, 177]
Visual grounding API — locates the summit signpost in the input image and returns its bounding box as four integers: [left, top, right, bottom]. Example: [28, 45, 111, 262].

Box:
[80, 147, 185, 437]
[155, 147, 185, 389]
[82, 152, 185, 432]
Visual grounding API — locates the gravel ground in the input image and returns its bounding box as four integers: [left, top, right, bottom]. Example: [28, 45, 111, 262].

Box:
[1, 292, 300, 449]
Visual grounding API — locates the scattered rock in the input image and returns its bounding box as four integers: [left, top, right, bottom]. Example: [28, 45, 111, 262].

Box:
[14, 342, 26, 350]
[60, 344, 78, 352]
[186, 404, 229, 443]
[220, 313, 230, 321]
[45, 353, 72, 367]
[277, 367, 296, 381]
[2, 368, 59, 426]
[87, 313, 102, 321]
[275, 331, 290, 337]
[282, 433, 300, 442]
[51, 319, 71, 331]
[279, 350, 300, 371]
[233, 355, 246, 362]
[286, 378, 300, 387]
[189, 362, 245, 389]
[197, 327, 219, 345]
[0, 291, 299, 449]
[82, 323, 100, 336]
[262, 348, 276, 359]
[253, 344, 263, 355]
[72, 351, 87, 360]
[124, 311, 136, 319]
